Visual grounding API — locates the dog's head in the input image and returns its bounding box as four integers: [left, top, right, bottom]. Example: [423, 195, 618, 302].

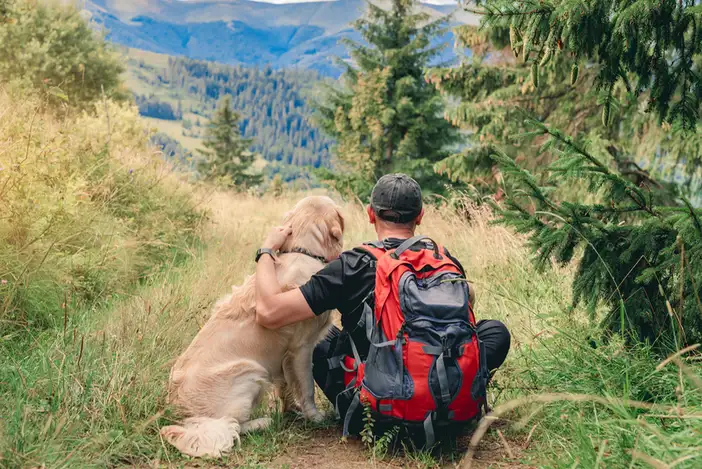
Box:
[281, 196, 345, 262]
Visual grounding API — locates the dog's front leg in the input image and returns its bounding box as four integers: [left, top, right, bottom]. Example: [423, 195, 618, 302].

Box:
[277, 368, 301, 414]
[287, 345, 324, 423]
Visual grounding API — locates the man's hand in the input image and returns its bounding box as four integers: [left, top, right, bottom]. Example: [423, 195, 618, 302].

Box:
[262, 225, 292, 251]
[255, 223, 315, 329]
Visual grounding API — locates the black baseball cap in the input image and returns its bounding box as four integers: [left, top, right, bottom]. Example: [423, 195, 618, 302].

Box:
[370, 173, 423, 223]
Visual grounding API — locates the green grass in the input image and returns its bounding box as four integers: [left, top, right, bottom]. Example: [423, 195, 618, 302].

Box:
[0, 89, 204, 467]
[1, 88, 701, 469]
[465, 326, 702, 469]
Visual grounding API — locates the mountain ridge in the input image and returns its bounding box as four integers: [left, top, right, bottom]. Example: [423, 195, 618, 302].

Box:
[69, 0, 476, 76]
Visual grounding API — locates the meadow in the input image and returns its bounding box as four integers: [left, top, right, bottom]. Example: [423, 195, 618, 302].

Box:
[2, 88, 701, 469]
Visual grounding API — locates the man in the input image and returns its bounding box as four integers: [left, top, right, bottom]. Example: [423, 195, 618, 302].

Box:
[255, 174, 510, 435]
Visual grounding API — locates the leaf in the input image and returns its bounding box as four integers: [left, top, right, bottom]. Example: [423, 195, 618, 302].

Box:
[531, 63, 539, 88]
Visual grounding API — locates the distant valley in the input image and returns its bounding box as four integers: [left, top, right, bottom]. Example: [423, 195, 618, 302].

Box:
[72, 0, 476, 178]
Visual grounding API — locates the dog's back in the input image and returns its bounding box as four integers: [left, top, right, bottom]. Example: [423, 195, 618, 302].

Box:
[167, 253, 330, 411]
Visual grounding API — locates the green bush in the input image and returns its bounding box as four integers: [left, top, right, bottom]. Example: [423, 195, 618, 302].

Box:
[0, 0, 125, 108]
[0, 91, 203, 334]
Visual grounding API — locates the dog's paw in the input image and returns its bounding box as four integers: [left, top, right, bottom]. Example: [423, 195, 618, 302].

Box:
[226, 418, 242, 448]
[304, 409, 325, 423]
[161, 417, 241, 458]
[241, 417, 273, 434]
[160, 425, 185, 443]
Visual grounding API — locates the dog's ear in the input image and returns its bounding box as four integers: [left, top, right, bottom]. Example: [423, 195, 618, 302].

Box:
[331, 207, 345, 241]
[331, 225, 343, 242]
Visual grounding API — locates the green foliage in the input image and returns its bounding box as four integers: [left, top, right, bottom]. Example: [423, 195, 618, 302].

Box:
[430, 4, 702, 199]
[475, 0, 702, 130]
[428, 26, 614, 195]
[0, 0, 125, 108]
[196, 95, 263, 188]
[316, 0, 459, 198]
[489, 119, 702, 347]
[360, 402, 400, 461]
[0, 91, 202, 334]
[361, 401, 375, 446]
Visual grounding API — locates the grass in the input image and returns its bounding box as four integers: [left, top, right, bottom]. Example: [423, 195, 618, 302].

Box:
[1, 88, 701, 469]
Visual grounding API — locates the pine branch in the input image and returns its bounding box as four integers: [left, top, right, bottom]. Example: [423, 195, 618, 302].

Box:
[528, 118, 661, 217]
[681, 196, 702, 236]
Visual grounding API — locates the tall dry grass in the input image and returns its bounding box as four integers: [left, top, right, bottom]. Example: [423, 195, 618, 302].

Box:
[1, 161, 573, 467]
[0, 88, 203, 467]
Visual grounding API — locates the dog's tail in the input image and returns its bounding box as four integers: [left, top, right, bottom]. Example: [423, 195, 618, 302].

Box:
[160, 416, 241, 458]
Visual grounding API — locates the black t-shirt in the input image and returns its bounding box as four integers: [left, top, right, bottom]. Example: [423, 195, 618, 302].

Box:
[299, 238, 465, 359]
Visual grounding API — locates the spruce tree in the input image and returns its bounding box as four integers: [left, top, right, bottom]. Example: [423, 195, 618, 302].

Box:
[488, 120, 702, 348]
[197, 95, 262, 188]
[428, 2, 702, 197]
[428, 1, 702, 348]
[474, 0, 702, 130]
[317, 0, 459, 197]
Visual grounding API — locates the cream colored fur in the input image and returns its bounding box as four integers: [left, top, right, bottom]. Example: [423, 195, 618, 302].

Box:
[160, 196, 345, 458]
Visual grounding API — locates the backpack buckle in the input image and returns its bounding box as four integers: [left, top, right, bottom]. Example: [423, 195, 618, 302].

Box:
[441, 336, 453, 358]
[397, 323, 407, 345]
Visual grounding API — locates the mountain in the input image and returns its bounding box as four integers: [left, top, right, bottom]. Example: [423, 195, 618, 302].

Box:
[71, 0, 477, 76]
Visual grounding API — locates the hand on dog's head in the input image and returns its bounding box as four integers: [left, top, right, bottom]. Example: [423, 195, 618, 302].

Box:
[281, 196, 345, 262]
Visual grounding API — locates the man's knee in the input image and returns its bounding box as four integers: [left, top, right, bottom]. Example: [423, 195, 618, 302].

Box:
[313, 325, 340, 364]
[476, 319, 511, 371]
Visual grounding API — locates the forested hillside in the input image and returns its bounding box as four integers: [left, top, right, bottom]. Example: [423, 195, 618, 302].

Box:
[126, 49, 332, 168]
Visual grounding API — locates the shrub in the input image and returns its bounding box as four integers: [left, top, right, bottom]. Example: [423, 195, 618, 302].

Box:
[0, 89, 203, 334]
[0, 0, 125, 108]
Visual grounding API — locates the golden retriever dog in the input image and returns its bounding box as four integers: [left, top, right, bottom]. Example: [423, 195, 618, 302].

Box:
[160, 196, 344, 458]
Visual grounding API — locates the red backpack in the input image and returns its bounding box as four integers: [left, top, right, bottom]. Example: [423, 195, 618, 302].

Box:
[340, 236, 489, 446]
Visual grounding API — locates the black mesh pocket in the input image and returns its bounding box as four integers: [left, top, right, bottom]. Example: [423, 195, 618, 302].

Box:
[363, 339, 406, 399]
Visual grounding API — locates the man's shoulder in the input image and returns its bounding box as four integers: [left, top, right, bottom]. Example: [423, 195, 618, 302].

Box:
[338, 243, 381, 267]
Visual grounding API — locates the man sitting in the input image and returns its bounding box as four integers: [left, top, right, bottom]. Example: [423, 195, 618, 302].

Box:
[255, 174, 510, 443]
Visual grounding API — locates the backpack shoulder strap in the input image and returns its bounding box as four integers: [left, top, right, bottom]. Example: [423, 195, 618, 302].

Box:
[391, 235, 442, 259]
[357, 241, 387, 260]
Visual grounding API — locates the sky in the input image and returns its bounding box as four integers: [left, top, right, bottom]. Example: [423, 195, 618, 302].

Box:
[181, 0, 460, 5]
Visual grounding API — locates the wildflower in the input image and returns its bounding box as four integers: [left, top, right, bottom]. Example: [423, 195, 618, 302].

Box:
[1, 279, 7, 285]
[129, 169, 134, 174]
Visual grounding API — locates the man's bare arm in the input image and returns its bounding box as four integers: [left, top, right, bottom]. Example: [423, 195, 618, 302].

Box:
[254, 226, 315, 329]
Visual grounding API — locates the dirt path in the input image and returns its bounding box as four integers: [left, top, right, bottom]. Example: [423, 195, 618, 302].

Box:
[145, 423, 531, 469]
[266, 427, 530, 469]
